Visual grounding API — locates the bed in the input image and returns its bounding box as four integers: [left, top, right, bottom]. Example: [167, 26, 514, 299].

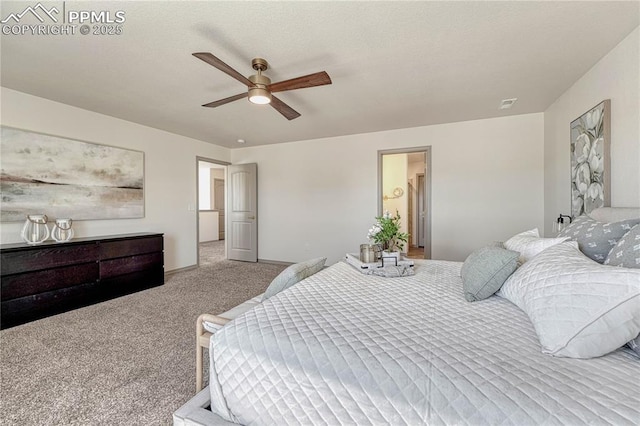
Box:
[175, 208, 640, 425]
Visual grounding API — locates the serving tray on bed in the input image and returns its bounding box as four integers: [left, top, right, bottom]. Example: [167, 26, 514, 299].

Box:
[345, 253, 414, 270]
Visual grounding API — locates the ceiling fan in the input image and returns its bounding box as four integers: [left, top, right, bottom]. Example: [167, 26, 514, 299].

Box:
[193, 53, 332, 120]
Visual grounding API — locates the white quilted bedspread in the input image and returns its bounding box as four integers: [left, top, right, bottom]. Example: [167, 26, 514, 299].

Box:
[209, 260, 640, 425]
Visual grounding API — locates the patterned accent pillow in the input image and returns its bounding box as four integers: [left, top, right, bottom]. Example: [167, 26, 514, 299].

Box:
[605, 224, 640, 268]
[504, 228, 568, 265]
[558, 215, 640, 263]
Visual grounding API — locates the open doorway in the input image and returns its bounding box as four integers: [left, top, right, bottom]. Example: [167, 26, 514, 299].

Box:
[196, 157, 230, 266]
[378, 147, 431, 259]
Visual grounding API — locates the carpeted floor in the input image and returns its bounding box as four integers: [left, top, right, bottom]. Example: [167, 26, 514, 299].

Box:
[0, 241, 286, 425]
[199, 239, 225, 266]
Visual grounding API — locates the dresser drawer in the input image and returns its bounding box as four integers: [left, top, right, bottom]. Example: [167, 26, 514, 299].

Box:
[100, 252, 164, 279]
[98, 268, 164, 301]
[1, 243, 99, 275]
[1, 281, 101, 328]
[1, 262, 99, 301]
[100, 236, 163, 260]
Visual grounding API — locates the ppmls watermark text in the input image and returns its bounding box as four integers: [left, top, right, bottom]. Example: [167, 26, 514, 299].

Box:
[1, 2, 126, 36]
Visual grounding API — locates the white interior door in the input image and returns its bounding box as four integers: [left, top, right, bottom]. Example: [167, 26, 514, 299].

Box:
[227, 163, 257, 262]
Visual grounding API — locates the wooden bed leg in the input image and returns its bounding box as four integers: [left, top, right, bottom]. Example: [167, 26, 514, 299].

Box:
[196, 339, 204, 392]
[196, 314, 230, 392]
[196, 314, 206, 392]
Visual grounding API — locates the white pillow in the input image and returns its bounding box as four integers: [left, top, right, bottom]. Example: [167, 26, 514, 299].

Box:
[500, 241, 640, 358]
[504, 228, 568, 264]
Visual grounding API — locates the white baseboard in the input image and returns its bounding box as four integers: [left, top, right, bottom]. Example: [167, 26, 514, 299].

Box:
[258, 259, 294, 266]
[165, 264, 197, 277]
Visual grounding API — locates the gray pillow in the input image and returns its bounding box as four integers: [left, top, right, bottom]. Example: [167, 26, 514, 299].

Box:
[605, 224, 640, 268]
[262, 257, 326, 301]
[558, 215, 640, 263]
[461, 246, 519, 302]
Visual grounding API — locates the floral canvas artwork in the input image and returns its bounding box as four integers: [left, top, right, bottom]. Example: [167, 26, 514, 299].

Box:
[0, 127, 144, 221]
[570, 100, 610, 217]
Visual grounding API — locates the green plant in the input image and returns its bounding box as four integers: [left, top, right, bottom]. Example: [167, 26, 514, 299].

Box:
[367, 210, 409, 252]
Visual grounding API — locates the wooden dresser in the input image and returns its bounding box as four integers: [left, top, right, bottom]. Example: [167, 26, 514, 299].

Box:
[0, 233, 164, 329]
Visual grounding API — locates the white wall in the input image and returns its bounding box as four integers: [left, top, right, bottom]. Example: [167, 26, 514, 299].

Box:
[0, 88, 230, 271]
[199, 211, 219, 242]
[232, 113, 544, 264]
[198, 167, 212, 210]
[544, 27, 640, 235]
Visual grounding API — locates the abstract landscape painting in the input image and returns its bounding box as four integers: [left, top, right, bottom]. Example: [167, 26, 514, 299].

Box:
[1, 127, 144, 222]
[569, 100, 610, 218]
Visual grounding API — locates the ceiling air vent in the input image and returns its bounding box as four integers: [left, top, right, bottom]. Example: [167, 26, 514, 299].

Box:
[499, 98, 518, 109]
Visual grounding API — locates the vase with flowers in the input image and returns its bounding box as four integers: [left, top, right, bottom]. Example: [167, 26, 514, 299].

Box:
[367, 210, 409, 262]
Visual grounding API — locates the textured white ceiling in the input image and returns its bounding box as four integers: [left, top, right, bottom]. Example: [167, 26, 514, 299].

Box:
[1, 1, 638, 148]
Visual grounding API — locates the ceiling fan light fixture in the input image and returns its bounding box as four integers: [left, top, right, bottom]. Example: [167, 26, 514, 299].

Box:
[248, 87, 272, 104]
[248, 72, 272, 105]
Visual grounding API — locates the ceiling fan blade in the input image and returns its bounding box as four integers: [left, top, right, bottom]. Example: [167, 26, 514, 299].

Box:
[193, 52, 254, 87]
[202, 93, 246, 108]
[268, 71, 332, 93]
[270, 96, 301, 120]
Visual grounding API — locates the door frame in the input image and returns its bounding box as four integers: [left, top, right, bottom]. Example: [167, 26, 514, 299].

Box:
[416, 173, 425, 248]
[377, 146, 432, 259]
[196, 156, 231, 267]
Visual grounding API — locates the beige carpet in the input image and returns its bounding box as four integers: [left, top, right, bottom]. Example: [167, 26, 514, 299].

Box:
[0, 241, 286, 425]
